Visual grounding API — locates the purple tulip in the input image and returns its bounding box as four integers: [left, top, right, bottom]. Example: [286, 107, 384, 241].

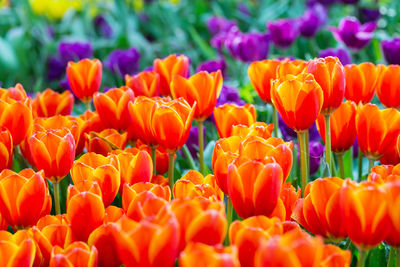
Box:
[279, 114, 320, 142]
[319, 47, 352, 65]
[58, 42, 93, 63]
[381, 38, 400, 65]
[47, 56, 66, 81]
[353, 138, 359, 158]
[358, 7, 380, 23]
[296, 141, 324, 175]
[105, 47, 141, 77]
[330, 17, 377, 50]
[184, 126, 206, 159]
[224, 31, 270, 62]
[94, 15, 113, 38]
[237, 3, 251, 16]
[267, 19, 300, 48]
[217, 85, 245, 107]
[299, 4, 327, 38]
[207, 16, 238, 36]
[196, 58, 226, 76]
[307, 0, 336, 5]
[339, 0, 359, 4]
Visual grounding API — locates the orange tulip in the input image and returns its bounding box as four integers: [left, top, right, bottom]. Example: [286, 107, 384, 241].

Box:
[214, 103, 257, 138]
[380, 147, 400, 165]
[227, 159, 283, 219]
[248, 59, 280, 104]
[93, 86, 135, 130]
[0, 236, 36, 266]
[76, 110, 105, 154]
[0, 83, 28, 101]
[344, 63, 380, 104]
[179, 243, 240, 267]
[385, 181, 400, 246]
[171, 70, 223, 121]
[153, 54, 190, 95]
[67, 180, 103, 208]
[71, 152, 120, 206]
[135, 141, 170, 175]
[356, 104, 400, 160]
[170, 197, 227, 251]
[29, 128, 75, 182]
[271, 73, 323, 132]
[368, 164, 400, 183]
[67, 191, 105, 242]
[32, 89, 74, 118]
[173, 170, 224, 201]
[306, 56, 345, 115]
[398, 135, 400, 158]
[66, 58, 102, 103]
[151, 98, 196, 152]
[104, 205, 124, 223]
[122, 182, 170, 221]
[125, 71, 160, 97]
[316, 101, 357, 153]
[229, 216, 284, 267]
[231, 122, 273, 140]
[50, 242, 98, 267]
[377, 65, 400, 108]
[0, 98, 32, 145]
[85, 129, 127, 156]
[0, 127, 12, 171]
[0, 169, 51, 229]
[212, 136, 242, 194]
[276, 59, 307, 78]
[292, 177, 347, 240]
[111, 211, 179, 267]
[279, 181, 301, 221]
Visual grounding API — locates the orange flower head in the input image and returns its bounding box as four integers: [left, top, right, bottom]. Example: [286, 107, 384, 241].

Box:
[111, 210, 179, 267]
[276, 59, 307, 78]
[292, 177, 347, 240]
[356, 104, 400, 160]
[50, 242, 98, 267]
[134, 142, 170, 174]
[248, 59, 281, 103]
[93, 86, 135, 130]
[179, 243, 240, 267]
[231, 122, 273, 140]
[227, 159, 284, 219]
[29, 128, 76, 182]
[153, 54, 190, 95]
[67, 191, 105, 242]
[126, 71, 160, 97]
[66, 58, 102, 103]
[170, 197, 227, 252]
[173, 170, 224, 201]
[0, 97, 32, 145]
[271, 73, 323, 132]
[67, 180, 103, 208]
[398, 135, 400, 158]
[377, 64, 400, 108]
[212, 136, 242, 194]
[368, 164, 400, 184]
[104, 205, 125, 223]
[0, 169, 51, 229]
[306, 56, 345, 115]
[279, 181, 301, 221]
[76, 110, 105, 154]
[385, 181, 400, 246]
[150, 97, 196, 152]
[71, 152, 120, 206]
[32, 89, 74, 118]
[0, 127, 13, 171]
[127, 96, 157, 145]
[85, 128, 127, 156]
[0, 235, 36, 266]
[229, 216, 284, 267]
[344, 63, 381, 104]
[171, 70, 223, 121]
[380, 147, 400, 165]
[317, 101, 357, 154]
[214, 103, 257, 138]
[0, 83, 28, 101]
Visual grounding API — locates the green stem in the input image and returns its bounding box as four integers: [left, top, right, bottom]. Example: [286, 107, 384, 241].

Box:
[368, 158, 375, 174]
[297, 131, 308, 197]
[272, 105, 278, 137]
[324, 114, 334, 175]
[337, 153, 345, 179]
[181, 144, 197, 170]
[396, 248, 400, 267]
[53, 181, 61, 215]
[151, 146, 157, 175]
[168, 153, 175, 192]
[388, 247, 396, 267]
[344, 238, 351, 250]
[224, 196, 233, 245]
[198, 121, 205, 175]
[85, 101, 91, 111]
[356, 250, 368, 267]
[305, 129, 309, 174]
[358, 148, 363, 181]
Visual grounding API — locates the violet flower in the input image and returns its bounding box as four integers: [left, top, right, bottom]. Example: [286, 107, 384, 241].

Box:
[296, 141, 324, 175]
[105, 47, 141, 77]
[224, 31, 270, 62]
[184, 126, 206, 159]
[267, 18, 300, 48]
[207, 16, 238, 36]
[217, 85, 245, 107]
[358, 7, 381, 23]
[381, 38, 400, 65]
[307, 0, 336, 5]
[319, 47, 352, 65]
[58, 41, 93, 63]
[196, 58, 226, 76]
[330, 17, 377, 50]
[94, 15, 113, 38]
[339, 0, 359, 4]
[299, 4, 327, 38]
[279, 114, 320, 142]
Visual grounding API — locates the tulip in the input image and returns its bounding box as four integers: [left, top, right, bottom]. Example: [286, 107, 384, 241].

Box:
[319, 47, 352, 65]
[207, 16, 237, 36]
[77, 110, 105, 154]
[356, 104, 400, 173]
[381, 38, 400, 65]
[85, 129, 127, 156]
[216, 85, 245, 106]
[0, 98, 32, 145]
[0, 127, 12, 171]
[135, 141, 170, 175]
[0, 83, 28, 101]
[196, 58, 226, 77]
[344, 63, 380, 104]
[231, 122, 273, 140]
[105, 47, 140, 77]
[0, 169, 51, 229]
[153, 54, 190, 96]
[66, 58, 102, 104]
[170, 197, 227, 251]
[104, 205, 124, 223]
[67, 191, 105, 242]
[50, 242, 98, 267]
[279, 182, 301, 220]
[384, 181, 400, 250]
[58, 41, 93, 63]
[94, 15, 113, 38]
[299, 3, 327, 38]
[111, 211, 179, 267]
[71, 152, 120, 206]
[0, 237, 36, 266]
[276, 59, 307, 78]
[214, 103, 256, 138]
[179, 243, 240, 267]
[377, 65, 400, 109]
[267, 19, 300, 48]
[224, 31, 270, 62]
[67, 180, 103, 209]
[125, 71, 160, 97]
[32, 89, 74, 117]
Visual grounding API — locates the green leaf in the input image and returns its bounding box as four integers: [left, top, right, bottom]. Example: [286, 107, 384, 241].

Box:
[0, 38, 18, 71]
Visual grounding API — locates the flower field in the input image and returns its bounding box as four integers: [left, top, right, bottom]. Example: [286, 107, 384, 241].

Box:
[0, 0, 400, 266]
